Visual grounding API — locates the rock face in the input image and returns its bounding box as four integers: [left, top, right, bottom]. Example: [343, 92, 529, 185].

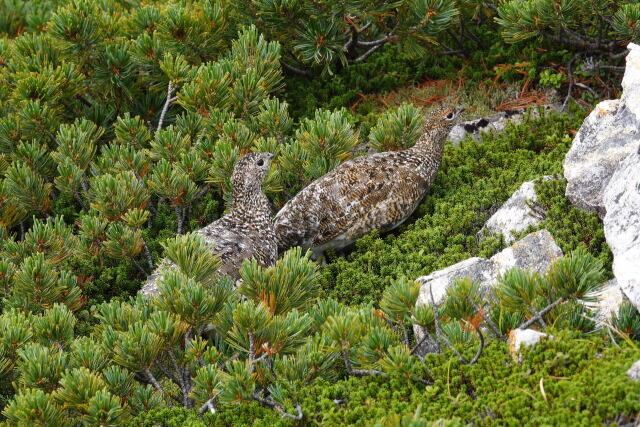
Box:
[415, 229, 563, 307]
[628, 360, 640, 382]
[448, 104, 561, 145]
[563, 42, 640, 311]
[602, 154, 640, 310]
[481, 177, 553, 244]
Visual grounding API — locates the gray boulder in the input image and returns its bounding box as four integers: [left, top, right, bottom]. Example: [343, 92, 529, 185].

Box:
[564, 43, 640, 217]
[480, 176, 553, 244]
[413, 230, 562, 350]
[415, 229, 562, 311]
[563, 42, 640, 311]
[603, 153, 640, 309]
[448, 104, 561, 145]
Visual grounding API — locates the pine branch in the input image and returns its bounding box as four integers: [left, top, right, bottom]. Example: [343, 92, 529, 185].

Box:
[157, 81, 177, 133]
[428, 284, 484, 365]
[198, 392, 220, 414]
[252, 392, 303, 420]
[281, 61, 313, 77]
[341, 349, 385, 376]
[144, 368, 165, 393]
[518, 297, 565, 330]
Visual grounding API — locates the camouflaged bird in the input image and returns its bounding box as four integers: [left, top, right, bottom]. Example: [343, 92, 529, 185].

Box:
[274, 106, 464, 259]
[141, 152, 276, 296]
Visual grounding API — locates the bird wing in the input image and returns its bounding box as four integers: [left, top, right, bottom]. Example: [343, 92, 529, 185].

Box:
[198, 218, 258, 278]
[311, 154, 426, 245]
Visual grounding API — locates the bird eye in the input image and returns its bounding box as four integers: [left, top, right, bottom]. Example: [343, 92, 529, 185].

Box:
[257, 159, 264, 166]
[446, 112, 454, 120]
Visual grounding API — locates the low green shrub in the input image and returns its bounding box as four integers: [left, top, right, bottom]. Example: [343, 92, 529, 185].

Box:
[131, 333, 640, 426]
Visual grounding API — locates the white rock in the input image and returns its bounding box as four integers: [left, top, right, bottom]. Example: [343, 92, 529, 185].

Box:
[415, 257, 494, 305]
[603, 153, 640, 310]
[508, 328, 548, 359]
[448, 105, 561, 146]
[628, 360, 640, 381]
[563, 43, 640, 311]
[414, 230, 563, 350]
[564, 43, 640, 217]
[490, 229, 563, 277]
[481, 177, 553, 244]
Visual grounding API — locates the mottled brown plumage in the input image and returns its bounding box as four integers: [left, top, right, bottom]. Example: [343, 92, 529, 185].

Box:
[142, 152, 276, 296]
[274, 106, 464, 258]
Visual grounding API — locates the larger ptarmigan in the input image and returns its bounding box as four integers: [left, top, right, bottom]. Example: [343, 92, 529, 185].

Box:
[274, 106, 464, 258]
[141, 152, 277, 296]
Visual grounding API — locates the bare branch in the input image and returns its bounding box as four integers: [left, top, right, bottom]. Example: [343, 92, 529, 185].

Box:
[467, 323, 484, 365]
[252, 392, 304, 420]
[198, 392, 220, 414]
[281, 61, 313, 77]
[562, 53, 581, 112]
[350, 43, 384, 63]
[157, 80, 175, 133]
[357, 34, 395, 47]
[410, 327, 440, 355]
[429, 284, 469, 364]
[144, 368, 164, 393]
[518, 297, 565, 330]
[341, 349, 385, 376]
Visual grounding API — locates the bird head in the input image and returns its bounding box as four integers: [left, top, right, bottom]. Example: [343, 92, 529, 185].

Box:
[415, 105, 465, 153]
[231, 152, 274, 196]
[428, 105, 465, 128]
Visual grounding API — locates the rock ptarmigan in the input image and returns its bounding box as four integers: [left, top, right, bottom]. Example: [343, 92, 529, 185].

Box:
[274, 106, 464, 258]
[141, 152, 276, 296]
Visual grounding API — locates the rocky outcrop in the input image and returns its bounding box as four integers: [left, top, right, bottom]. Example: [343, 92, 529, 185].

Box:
[602, 154, 640, 310]
[563, 42, 640, 311]
[480, 176, 553, 244]
[448, 104, 561, 145]
[415, 230, 563, 307]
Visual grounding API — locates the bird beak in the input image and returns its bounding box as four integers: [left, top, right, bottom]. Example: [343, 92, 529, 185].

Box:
[455, 106, 465, 115]
[267, 153, 274, 159]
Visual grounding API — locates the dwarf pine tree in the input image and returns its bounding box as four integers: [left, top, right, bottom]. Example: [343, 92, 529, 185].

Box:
[496, 0, 640, 59]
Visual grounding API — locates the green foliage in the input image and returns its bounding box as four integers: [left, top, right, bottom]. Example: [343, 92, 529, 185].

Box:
[235, 0, 460, 75]
[0, 0, 636, 425]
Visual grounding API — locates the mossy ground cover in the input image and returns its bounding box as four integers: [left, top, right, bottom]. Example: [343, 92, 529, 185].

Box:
[132, 332, 640, 426]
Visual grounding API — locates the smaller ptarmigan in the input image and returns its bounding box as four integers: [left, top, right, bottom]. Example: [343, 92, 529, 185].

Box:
[274, 106, 464, 259]
[141, 152, 276, 296]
